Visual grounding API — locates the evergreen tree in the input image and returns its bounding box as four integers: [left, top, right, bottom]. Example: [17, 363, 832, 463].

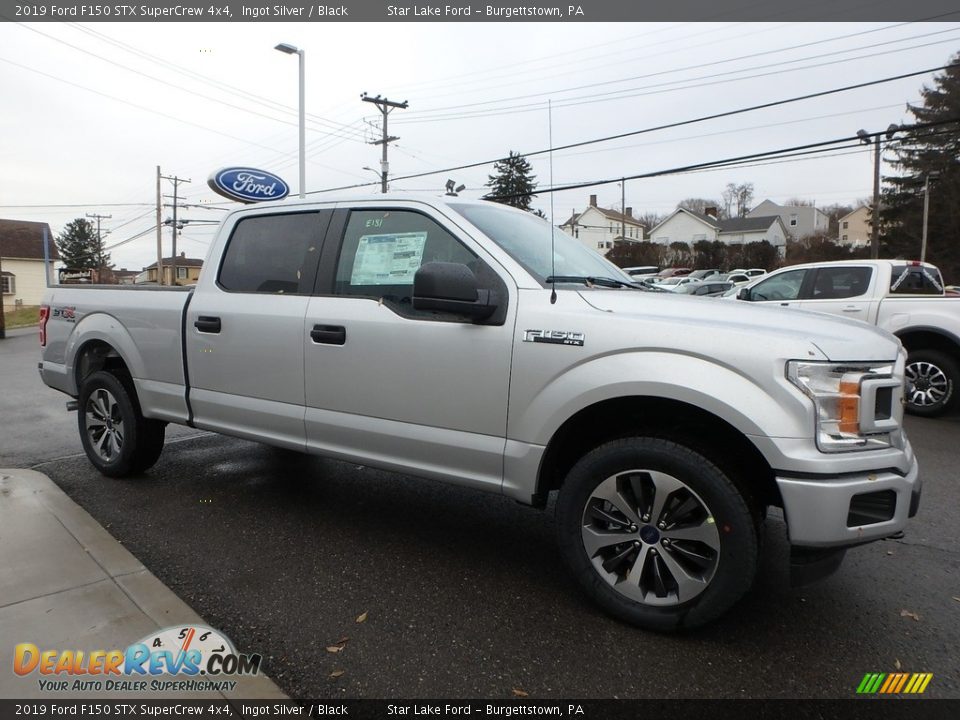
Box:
[56, 218, 112, 270]
[485, 151, 538, 211]
[880, 55, 960, 281]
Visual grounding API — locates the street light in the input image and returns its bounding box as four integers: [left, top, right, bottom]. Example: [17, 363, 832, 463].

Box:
[857, 123, 899, 259]
[920, 171, 939, 263]
[275, 42, 305, 199]
[362, 166, 383, 189]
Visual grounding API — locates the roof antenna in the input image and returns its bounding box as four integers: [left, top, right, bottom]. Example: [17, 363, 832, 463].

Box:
[548, 99, 557, 305]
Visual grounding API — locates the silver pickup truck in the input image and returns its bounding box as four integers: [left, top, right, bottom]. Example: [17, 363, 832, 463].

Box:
[38, 196, 921, 631]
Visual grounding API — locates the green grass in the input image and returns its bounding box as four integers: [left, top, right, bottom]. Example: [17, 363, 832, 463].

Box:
[3, 304, 41, 329]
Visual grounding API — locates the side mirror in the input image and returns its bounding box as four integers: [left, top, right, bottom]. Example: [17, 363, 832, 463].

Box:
[737, 287, 751, 301]
[413, 262, 497, 321]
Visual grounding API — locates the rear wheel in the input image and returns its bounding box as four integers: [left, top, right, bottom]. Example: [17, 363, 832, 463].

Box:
[556, 437, 758, 631]
[905, 349, 957, 417]
[78, 370, 165, 477]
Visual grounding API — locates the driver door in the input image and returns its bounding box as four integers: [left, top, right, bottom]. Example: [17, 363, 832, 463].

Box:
[743, 268, 810, 308]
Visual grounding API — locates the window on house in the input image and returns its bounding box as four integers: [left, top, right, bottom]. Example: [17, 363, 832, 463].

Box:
[1, 274, 14, 295]
[597, 242, 604, 249]
[842, 221, 849, 229]
[176, 267, 188, 280]
[842, 235, 848, 242]
[790, 215, 798, 227]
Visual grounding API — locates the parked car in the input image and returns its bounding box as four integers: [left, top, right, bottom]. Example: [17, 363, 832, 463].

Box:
[717, 272, 751, 286]
[655, 276, 700, 289]
[729, 268, 767, 278]
[674, 280, 735, 296]
[730, 259, 960, 416]
[655, 267, 692, 279]
[622, 265, 660, 280]
[687, 269, 721, 280]
[38, 196, 920, 631]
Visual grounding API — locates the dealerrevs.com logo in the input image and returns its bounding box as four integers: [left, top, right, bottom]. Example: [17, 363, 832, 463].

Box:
[13, 625, 262, 693]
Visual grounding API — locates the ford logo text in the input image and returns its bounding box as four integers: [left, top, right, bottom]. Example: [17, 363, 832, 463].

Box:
[207, 167, 290, 204]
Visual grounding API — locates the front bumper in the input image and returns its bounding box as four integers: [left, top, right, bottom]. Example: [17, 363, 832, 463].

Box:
[776, 453, 921, 548]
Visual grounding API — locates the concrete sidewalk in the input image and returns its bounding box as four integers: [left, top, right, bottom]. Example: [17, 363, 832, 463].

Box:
[0, 468, 286, 700]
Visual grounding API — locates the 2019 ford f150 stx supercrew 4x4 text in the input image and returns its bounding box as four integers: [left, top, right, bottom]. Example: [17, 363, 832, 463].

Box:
[39, 196, 921, 631]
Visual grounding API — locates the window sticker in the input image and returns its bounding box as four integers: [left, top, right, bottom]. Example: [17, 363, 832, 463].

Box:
[350, 232, 428, 285]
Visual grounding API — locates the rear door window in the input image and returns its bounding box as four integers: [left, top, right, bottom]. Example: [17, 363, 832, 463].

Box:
[808, 267, 872, 300]
[219, 212, 325, 294]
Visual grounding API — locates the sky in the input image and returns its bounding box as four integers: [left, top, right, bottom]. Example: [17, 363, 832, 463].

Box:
[1, 20, 959, 271]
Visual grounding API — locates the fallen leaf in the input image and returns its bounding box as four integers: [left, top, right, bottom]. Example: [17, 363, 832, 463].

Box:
[886, 551, 894, 556]
[952, 597, 960, 603]
[336, 636, 350, 645]
[356, 611, 368, 624]
[325, 645, 345, 654]
[895, 658, 902, 670]
[512, 689, 529, 698]
[900, 609, 921, 621]
[329, 669, 345, 679]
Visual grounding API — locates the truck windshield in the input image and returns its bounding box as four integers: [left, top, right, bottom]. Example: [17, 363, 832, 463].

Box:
[449, 202, 633, 286]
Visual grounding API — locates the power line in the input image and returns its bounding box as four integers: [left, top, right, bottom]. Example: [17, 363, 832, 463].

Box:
[311, 62, 960, 195]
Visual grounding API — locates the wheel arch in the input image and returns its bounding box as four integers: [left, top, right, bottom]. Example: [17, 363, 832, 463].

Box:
[66, 313, 145, 395]
[534, 396, 781, 512]
[895, 326, 960, 360]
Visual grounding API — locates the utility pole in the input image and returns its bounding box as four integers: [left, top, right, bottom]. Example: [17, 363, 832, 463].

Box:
[857, 124, 898, 259]
[156, 166, 164, 285]
[920, 171, 939, 264]
[0, 237, 5, 339]
[361, 93, 408, 193]
[161, 174, 191, 284]
[86, 212, 112, 277]
[620, 178, 626, 241]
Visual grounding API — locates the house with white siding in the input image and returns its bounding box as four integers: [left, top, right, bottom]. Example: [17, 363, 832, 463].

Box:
[560, 194, 646, 256]
[0, 219, 59, 310]
[747, 200, 828, 239]
[648, 207, 787, 257]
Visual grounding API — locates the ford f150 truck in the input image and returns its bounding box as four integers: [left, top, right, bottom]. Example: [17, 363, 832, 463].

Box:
[730, 260, 960, 416]
[38, 196, 921, 631]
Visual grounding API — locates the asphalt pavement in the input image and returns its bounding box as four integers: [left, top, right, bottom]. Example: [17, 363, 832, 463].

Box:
[2, 328, 959, 700]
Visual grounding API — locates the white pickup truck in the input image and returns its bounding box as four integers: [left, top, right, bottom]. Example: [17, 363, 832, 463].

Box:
[731, 260, 960, 416]
[39, 196, 921, 631]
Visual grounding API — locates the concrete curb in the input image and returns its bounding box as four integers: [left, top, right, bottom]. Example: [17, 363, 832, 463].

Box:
[0, 468, 287, 700]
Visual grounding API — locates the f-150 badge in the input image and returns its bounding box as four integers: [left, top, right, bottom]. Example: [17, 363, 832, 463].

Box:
[523, 330, 585, 346]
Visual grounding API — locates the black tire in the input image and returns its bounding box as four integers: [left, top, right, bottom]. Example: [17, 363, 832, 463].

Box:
[556, 437, 758, 632]
[905, 349, 958, 417]
[77, 370, 166, 477]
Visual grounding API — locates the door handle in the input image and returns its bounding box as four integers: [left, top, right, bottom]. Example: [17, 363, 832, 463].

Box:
[310, 324, 346, 345]
[842, 307, 862, 313]
[194, 316, 221, 333]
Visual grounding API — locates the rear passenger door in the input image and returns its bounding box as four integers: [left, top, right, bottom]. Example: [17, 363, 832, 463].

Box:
[302, 205, 516, 493]
[798, 265, 876, 320]
[185, 210, 330, 449]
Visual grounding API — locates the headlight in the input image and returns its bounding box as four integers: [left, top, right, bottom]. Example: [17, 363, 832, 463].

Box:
[787, 360, 902, 452]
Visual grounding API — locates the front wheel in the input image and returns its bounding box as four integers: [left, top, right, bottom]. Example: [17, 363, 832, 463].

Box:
[905, 349, 958, 417]
[78, 370, 166, 477]
[556, 437, 759, 631]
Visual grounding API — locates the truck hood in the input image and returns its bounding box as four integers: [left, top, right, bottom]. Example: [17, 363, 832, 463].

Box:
[578, 290, 900, 362]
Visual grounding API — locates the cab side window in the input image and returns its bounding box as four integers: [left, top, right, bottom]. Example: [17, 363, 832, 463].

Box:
[809, 267, 872, 300]
[334, 210, 476, 306]
[750, 269, 807, 301]
[219, 212, 321, 294]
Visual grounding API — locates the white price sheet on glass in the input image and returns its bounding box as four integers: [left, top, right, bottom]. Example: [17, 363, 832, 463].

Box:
[350, 232, 428, 285]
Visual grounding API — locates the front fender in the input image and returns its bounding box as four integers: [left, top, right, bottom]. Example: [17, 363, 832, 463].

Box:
[508, 349, 814, 446]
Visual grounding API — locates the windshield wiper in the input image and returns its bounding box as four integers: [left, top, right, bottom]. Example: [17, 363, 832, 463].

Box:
[546, 275, 645, 289]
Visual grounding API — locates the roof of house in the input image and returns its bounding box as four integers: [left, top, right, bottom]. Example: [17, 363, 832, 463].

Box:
[0, 219, 60, 260]
[144, 256, 205, 270]
[839, 206, 869, 221]
[718, 215, 781, 233]
[563, 206, 645, 228]
[649, 207, 721, 235]
[749, 199, 828, 218]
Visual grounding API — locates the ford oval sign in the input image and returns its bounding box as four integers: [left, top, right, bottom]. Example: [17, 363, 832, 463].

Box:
[207, 167, 290, 204]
